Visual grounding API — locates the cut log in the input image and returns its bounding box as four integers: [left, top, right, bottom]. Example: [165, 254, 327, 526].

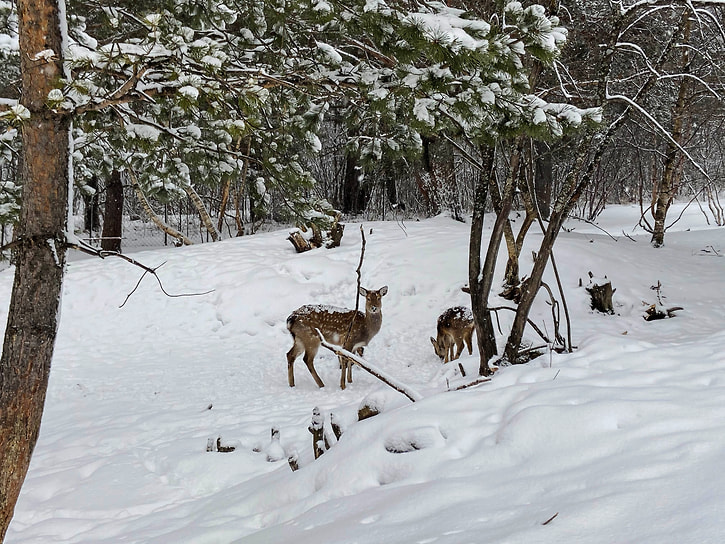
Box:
[287, 229, 312, 253]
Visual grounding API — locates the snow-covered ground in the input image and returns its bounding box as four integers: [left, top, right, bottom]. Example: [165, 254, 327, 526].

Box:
[1, 202, 724, 543]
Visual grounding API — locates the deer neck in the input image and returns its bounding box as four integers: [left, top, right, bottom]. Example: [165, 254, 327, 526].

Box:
[363, 309, 382, 337]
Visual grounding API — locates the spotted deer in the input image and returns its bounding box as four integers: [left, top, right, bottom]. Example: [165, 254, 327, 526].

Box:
[286, 285, 388, 389]
[430, 306, 475, 363]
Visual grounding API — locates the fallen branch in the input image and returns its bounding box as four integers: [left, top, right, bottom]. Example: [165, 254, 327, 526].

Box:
[318, 336, 422, 402]
[450, 376, 493, 391]
[570, 216, 618, 241]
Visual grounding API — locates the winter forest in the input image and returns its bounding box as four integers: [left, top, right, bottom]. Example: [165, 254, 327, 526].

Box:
[1, 0, 725, 542]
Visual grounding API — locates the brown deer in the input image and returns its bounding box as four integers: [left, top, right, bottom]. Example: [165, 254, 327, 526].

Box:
[286, 285, 388, 389]
[430, 306, 475, 363]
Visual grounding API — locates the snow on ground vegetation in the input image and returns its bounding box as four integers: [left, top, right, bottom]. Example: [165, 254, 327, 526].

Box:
[1, 202, 724, 543]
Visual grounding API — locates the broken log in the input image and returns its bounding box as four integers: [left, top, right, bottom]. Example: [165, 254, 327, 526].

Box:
[644, 305, 683, 321]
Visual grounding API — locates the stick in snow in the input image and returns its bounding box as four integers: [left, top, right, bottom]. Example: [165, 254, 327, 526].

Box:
[318, 335, 422, 402]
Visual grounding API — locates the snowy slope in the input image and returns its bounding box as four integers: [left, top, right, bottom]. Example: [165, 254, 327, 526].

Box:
[1, 203, 724, 543]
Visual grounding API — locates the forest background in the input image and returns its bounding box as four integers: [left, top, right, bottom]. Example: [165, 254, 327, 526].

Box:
[0, 0, 724, 540]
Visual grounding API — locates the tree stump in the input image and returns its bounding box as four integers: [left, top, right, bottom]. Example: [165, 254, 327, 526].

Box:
[287, 211, 344, 253]
[309, 407, 326, 459]
[287, 229, 312, 253]
[584, 272, 614, 314]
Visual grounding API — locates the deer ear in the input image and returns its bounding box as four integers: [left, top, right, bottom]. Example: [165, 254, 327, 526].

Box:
[379, 285, 388, 296]
[430, 337, 437, 347]
[358, 286, 368, 297]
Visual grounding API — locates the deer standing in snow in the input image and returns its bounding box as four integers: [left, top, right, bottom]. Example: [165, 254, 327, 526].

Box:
[430, 306, 475, 363]
[286, 285, 388, 389]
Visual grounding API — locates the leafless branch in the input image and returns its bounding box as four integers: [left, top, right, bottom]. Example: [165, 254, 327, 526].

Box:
[318, 334, 422, 402]
[570, 216, 619, 241]
[450, 376, 493, 391]
[65, 238, 215, 307]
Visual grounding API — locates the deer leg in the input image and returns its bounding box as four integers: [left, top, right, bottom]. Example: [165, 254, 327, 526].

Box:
[444, 337, 453, 363]
[453, 339, 464, 360]
[348, 348, 363, 384]
[339, 356, 348, 390]
[303, 350, 325, 388]
[465, 329, 473, 355]
[286, 340, 303, 387]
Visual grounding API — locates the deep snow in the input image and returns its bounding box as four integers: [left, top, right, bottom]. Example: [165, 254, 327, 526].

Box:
[1, 203, 724, 543]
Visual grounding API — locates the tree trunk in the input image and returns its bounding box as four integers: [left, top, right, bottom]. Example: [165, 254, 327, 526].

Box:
[184, 184, 220, 241]
[504, 129, 605, 362]
[216, 175, 231, 233]
[0, 0, 71, 538]
[342, 149, 365, 214]
[128, 169, 193, 246]
[101, 169, 123, 252]
[651, 16, 691, 248]
[534, 141, 552, 221]
[82, 175, 100, 234]
[468, 145, 498, 376]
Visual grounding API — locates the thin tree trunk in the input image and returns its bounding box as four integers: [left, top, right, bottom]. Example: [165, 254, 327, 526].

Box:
[503, 3, 682, 363]
[82, 175, 100, 234]
[468, 145, 498, 376]
[342, 149, 365, 214]
[128, 169, 193, 246]
[651, 16, 691, 248]
[0, 0, 71, 537]
[534, 141, 552, 221]
[479, 138, 524, 302]
[184, 184, 220, 241]
[217, 176, 231, 233]
[233, 138, 252, 236]
[101, 169, 123, 252]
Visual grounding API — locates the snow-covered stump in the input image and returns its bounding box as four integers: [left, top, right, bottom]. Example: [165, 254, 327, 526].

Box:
[287, 452, 299, 472]
[330, 412, 343, 440]
[206, 436, 236, 453]
[309, 407, 326, 459]
[583, 272, 615, 314]
[358, 400, 380, 421]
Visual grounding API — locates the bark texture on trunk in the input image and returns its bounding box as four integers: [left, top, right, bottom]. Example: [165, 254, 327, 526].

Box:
[651, 16, 691, 248]
[0, 0, 71, 538]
